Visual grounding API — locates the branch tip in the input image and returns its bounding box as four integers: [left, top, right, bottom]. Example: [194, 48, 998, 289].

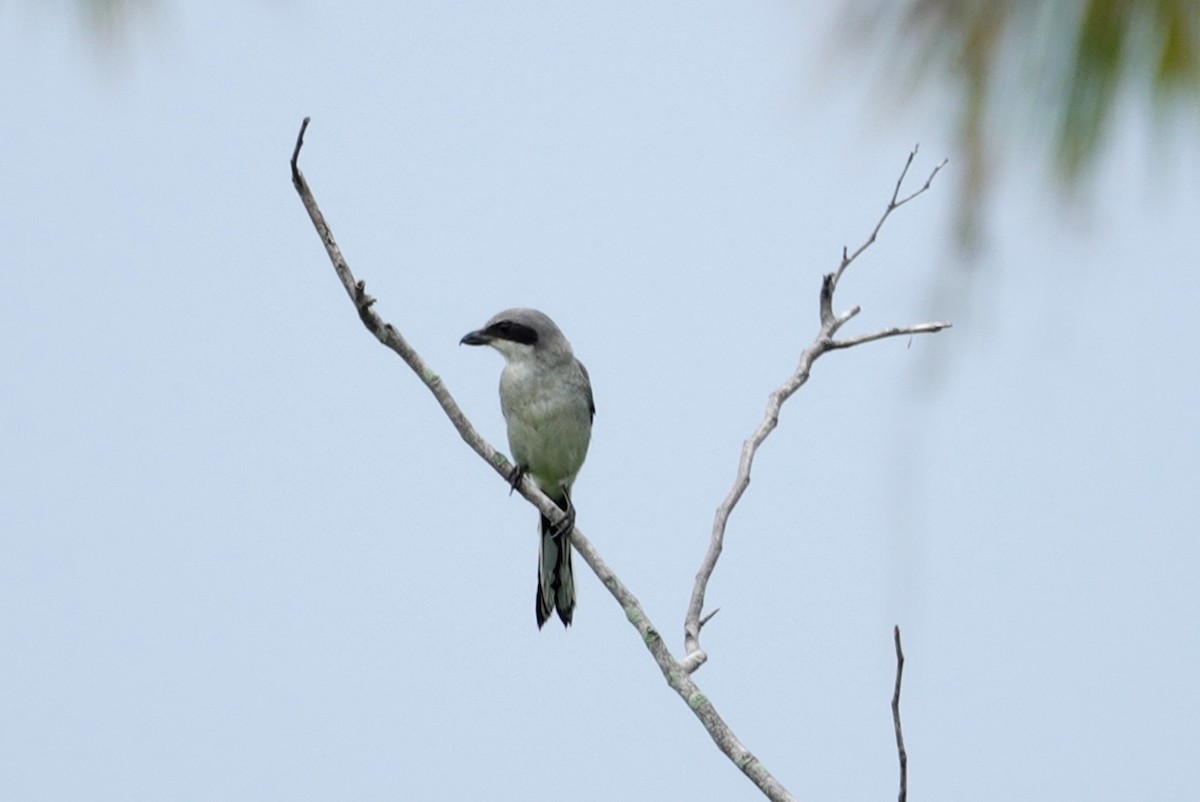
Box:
[819, 273, 836, 324]
[892, 147, 917, 202]
[291, 117, 311, 176]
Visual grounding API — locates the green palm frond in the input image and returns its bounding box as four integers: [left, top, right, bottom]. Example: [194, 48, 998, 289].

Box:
[847, 0, 1200, 247]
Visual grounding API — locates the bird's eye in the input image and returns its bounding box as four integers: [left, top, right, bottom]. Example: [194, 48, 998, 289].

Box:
[496, 321, 512, 332]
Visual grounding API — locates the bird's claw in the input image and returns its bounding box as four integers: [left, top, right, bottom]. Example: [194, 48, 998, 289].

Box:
[550, 506, 576, 540]
[508, 464, 527, 496]
[550, 488, 576, 539]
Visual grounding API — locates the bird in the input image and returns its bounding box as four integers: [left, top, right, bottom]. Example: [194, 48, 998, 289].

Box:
[461, 308, 594, 628]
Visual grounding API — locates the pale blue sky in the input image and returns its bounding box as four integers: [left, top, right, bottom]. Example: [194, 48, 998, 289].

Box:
[3, 2, 1198, 800]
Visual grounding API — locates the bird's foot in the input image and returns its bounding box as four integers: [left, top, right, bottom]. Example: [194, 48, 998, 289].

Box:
[507, 464, 527, 496]
[550, 506, 575, 540]
[550, 491, 576, 539]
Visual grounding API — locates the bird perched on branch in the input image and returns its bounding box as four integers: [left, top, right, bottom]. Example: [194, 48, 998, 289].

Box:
[461, 308, 594, 628]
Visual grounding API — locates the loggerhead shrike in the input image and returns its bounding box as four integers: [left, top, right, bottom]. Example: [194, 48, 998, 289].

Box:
[461, 308, 594, 628]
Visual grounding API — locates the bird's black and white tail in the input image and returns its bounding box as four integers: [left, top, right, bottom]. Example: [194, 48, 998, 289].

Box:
[536, 510, 575, 628]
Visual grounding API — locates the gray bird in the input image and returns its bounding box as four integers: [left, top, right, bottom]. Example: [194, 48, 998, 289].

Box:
[461, 308, 594, 628]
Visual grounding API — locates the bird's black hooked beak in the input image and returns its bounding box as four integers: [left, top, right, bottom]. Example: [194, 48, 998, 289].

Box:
[460, 329, 492, 346]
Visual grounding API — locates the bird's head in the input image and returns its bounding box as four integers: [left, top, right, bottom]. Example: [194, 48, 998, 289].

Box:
[461, 308, 568, 362]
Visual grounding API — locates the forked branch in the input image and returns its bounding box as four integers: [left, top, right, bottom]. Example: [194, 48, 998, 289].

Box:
[681, 146, 950, 673]
[294, 120, 937, 802]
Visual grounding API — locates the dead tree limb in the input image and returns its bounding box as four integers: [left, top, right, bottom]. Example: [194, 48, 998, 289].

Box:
[681, 146, 950, 674]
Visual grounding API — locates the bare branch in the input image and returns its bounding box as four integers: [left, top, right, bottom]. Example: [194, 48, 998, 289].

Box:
[831, 147, 948, 292]
[892, 626, 908, 802]
[828, 321, 953, 350]
[682, 148, 949, 672]
[290, 119, 797, 802]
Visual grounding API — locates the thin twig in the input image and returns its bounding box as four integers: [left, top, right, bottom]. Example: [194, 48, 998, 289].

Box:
[829, 321, 953, 349]
[892, 626, 908, 802]
[832, 146, 948, 292]
[290, 118, 797, 802]
[681, 147, 948, 674]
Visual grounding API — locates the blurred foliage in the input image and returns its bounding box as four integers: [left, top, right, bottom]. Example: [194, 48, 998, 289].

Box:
[73, 0, 150, 31]
[38, 0, 160, 51]
[846, 0, 1200, 251]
